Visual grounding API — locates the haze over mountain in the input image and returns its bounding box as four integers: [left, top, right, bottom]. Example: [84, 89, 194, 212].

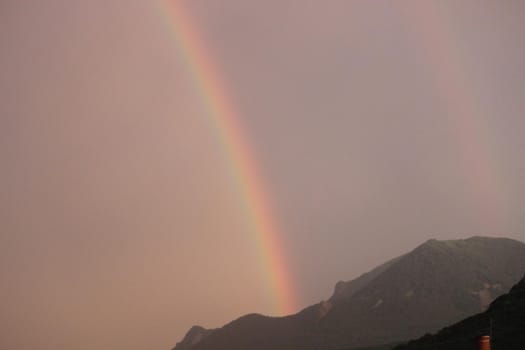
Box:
[173, 237, 525, 350]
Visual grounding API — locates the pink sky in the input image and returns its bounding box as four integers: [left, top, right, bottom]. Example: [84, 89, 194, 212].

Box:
[2, 1, 525, 349]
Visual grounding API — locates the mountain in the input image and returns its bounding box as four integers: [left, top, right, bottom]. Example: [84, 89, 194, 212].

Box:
[173, 326, 215, 350]
[173, 302, 334, 350]
[331, 255, 403, 303]
[393, 274, 525, 350]
[172, 236, 525, 350]
[320, 236, 525, 348]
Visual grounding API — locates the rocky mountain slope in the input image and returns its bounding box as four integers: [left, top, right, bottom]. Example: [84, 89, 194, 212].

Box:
[393, 273, 525, 350]
[172, 237, 525, 350]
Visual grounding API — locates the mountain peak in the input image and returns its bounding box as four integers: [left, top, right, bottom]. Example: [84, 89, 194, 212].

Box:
[414, 236, 524, 255]
[319, 236, 525, 347]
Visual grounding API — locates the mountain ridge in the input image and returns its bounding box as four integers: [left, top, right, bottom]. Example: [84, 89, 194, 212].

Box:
[172, 236, 525, 350]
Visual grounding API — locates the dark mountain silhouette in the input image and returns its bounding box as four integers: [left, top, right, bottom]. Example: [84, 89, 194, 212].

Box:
[174, 326, 215, 350]
[393, 273, 525, 350]
[172, 237, 525, 350]
[173, 302, 333, 350]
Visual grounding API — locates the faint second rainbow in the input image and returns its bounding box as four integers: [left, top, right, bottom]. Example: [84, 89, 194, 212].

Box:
[160, 1, 296, 315]
[400, 2, 504, 230]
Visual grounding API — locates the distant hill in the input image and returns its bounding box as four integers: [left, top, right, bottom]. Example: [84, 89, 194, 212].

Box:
[393, 273, 525, 350]
[172, 237, 525, 350]
[174, 326, 215, 350]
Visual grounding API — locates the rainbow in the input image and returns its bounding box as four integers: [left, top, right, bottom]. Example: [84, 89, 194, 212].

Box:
[160, 1, 296, 315]
[400, 2, 503, 230]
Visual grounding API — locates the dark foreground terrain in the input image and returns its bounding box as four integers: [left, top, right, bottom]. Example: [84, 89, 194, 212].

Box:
[393, 273, 525, 350]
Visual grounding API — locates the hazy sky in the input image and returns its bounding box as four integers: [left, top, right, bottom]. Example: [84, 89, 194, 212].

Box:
[2, 1, 525, 349]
